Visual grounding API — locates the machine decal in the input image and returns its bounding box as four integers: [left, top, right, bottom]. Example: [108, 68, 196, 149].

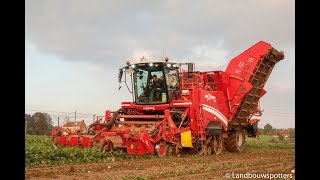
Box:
[202, 104, 229, 126]
[204, 93, 216, 102]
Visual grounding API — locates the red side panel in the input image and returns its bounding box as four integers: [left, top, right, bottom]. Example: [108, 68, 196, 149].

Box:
[58, 136, 67, 146]
[126, 140, 149, 155]
[222, 41, 271, 114]
[69, 136, 79, 146]
[225, 41, 271, 78]
[80, 136, 92, 147]
[198, 90, 229, 130]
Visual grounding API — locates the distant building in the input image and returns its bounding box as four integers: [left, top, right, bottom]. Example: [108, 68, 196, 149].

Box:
[61, 120, 87, 135]
[278, 129, 290, 138]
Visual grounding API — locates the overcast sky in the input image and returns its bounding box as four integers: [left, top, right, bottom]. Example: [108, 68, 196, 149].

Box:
[25, 0, 294, 128]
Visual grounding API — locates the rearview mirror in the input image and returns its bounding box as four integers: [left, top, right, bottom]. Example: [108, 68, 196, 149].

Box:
[118, 69, 123, 83]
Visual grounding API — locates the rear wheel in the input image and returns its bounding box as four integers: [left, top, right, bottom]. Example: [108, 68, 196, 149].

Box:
[212, 136, 223, 154]
[207, 146, 212, 154]
[166, 144, 173, 156]
[224, 130, 246, 152]
[166, 144, 180, 156]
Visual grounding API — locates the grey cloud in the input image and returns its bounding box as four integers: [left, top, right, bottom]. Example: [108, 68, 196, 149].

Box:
[26, 0, 294, 66]
[26, 0, 294, 128]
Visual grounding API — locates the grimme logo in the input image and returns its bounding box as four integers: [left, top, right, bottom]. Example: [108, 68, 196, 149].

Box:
[204, 93, 216, 102]
[143, 106, 155, 111]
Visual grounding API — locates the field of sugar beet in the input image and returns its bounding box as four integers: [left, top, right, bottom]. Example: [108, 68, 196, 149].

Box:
[25, 135, 295, 179]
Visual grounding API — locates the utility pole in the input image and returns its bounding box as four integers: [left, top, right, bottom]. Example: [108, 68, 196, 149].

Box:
[58, 117, 60, 127]
[93, 114, 96, 123]
[75, 111, 77, 122]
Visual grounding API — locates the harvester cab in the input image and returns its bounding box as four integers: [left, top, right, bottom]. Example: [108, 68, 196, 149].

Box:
[118, 60, 193, 105]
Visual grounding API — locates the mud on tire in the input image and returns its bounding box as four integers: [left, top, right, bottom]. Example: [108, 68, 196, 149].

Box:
[224, 130, 246, 152]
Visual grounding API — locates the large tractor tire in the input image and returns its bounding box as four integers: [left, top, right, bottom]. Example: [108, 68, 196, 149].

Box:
[224, 130, 246, 152]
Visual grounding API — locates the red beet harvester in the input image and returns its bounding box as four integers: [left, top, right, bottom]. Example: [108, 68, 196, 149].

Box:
[52, 41, 284, 156]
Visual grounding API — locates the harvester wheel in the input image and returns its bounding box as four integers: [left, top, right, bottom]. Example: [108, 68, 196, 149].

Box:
[196, 140, 206, 155]
[174, 145, 180, 155]
[207, 147, 212, 154]
[166, 144, 173, 156]
[202, 147, 208, 155]
[167, 144, 180, 156]
[155, 142, 166, 157]
[197, 146, 207, 155]
[224, 130, 246, 152]
[212, 136, 223, 154]
[100, 140, 114, 153]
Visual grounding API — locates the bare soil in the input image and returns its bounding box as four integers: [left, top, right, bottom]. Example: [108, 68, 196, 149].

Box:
[25, 149, 295, 179]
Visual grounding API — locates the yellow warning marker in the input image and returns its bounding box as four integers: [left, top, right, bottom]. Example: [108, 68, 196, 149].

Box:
[181, 130, 193, 147]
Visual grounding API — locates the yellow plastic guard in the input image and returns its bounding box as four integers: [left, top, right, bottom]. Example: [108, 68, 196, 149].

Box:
[181, 130, 193, 147]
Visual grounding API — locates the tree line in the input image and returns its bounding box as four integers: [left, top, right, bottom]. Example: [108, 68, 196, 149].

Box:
[261, 123, 295, 138]
[25, 112, 55, 135]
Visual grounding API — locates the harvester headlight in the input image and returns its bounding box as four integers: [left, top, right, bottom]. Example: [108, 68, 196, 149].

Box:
[167, 64, 171, 67]
[131, 64, 136, 68]
[172, 64, 179, 68]
[149, 63, 153, 67]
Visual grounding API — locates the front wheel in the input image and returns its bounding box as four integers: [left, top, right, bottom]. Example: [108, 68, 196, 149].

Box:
[155, 142, 166, 157]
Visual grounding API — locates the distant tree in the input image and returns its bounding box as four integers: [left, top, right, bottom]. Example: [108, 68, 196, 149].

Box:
[32, 112, 48, 135]
[27, 112, 54, 135]
[42, 112, 53, 125]
[263, 124, 273, 134]
[25, 114, 32, 120]
[25, 114, 35, 135]
[289, 128, 295, 138]
[42, 112, 54, 132]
